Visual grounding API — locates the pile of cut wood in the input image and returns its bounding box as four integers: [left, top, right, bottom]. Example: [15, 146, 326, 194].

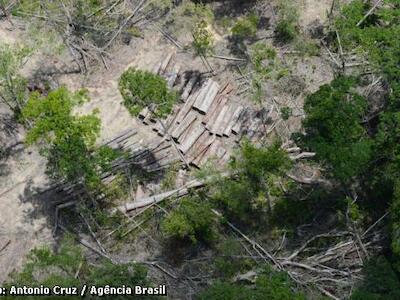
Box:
[139, 52, 271, 168]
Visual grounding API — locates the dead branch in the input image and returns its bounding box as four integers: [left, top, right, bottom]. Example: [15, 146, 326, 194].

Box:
[357, 0, 383, 27]
[0, 240, 11, 253]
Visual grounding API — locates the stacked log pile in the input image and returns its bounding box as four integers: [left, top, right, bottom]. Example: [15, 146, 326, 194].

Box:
[137, 52, 272, 168]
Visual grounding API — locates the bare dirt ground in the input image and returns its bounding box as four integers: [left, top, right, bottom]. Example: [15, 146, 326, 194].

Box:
[0, 21, 54, 283]
[298, 0, 333, 27]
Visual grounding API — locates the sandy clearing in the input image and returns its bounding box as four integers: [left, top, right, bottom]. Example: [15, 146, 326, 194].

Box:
[298, 0, 333, 27]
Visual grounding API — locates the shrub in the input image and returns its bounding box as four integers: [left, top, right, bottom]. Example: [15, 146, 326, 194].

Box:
[161, 196, 216, 244]
[275, 0, 299, 43]
[231, 14, 259, 39]
[351, 256, 400, 300]
[0, 43, 30, 115]
[210, 141, 292, 222]
[192, 19, 214, 56]
[299, 76, 373, 182]
[119, 68, 178, 118]
[6, 236, 156, 300]
[198, 266, 306, 300]
[280, 106, 292, 120]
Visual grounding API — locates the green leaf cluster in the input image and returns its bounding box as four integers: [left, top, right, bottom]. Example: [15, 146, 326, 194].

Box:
[6, 236, 155, 300]
[192, 19, 214, 56]
[351, 256, 400, 300]
[161, 196, 216, 244]
[231, 13, 259, 39]
[119, 68, 178, 118]
[22, 87, 117, 188]
[198, 266, 305, 300]
[275, 0, 299, 43]
[0, 43, 30, 115]
[300, 76, 373, 182]
[210, 141, 292, 222]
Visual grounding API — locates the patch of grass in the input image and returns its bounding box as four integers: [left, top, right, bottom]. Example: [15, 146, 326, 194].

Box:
[280, 106, 292, 120]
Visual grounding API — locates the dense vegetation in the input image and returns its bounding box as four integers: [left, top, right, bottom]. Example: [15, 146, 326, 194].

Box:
[5, 236, 156, 300]
[198, 267, 306, 300]
[299, 76, 372, 182]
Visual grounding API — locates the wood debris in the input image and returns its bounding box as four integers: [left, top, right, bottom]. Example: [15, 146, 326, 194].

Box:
[135, 53, 272, 169]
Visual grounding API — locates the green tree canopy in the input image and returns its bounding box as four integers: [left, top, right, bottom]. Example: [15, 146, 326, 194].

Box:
[23, 87, 117, 188]
[300, 76, 373, 182]
[119, 68, 177, 118]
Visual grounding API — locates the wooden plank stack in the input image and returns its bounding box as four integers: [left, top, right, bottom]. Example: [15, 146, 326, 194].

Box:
[135, 52, 270, 169]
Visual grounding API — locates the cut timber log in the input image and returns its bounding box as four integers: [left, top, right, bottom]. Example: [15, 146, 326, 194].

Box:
[181, 75, 199, 102]
[178, 120, 206, 154]
[171, 110, 197, 140]
[223, 105, 243, 137]
[160, 52, 174, 75]
[143, 112, 152, 125]
[209, 104, 229, 135]
[219, 82, 234, 96]
[193, 80, 220, 114]
[219, 151, 231, 165]
[191, 79, 212, 111]
[138, 107, 150, 120]
[205, 95, 228, 128]
[187, 132, 216, 164]
[191, 141, 214, 167]
[175, 89, 199, 124]
[167, 65, 181, 88]
[115, 179, 204, 213]
[152, 62, 162, 75]
[216, 104, 235, 137]
[177, 115, 197, 144]
[232, 108, 250, 135]
[199, 139, 224, 166]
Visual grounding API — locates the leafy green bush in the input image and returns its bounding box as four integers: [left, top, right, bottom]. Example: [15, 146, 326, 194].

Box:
[161, 196, 216, 244]
[192, 19, 214, 56]
[299, 76, 373, 182]
[23, 87, 118, 189]
[119, 68, 177, 118]
[351, 256, 400, 300]
[198, 266, 306, 300]
[280, 107, 292, 120]
[210, 141, 292, 222]
[6, 236, 156, 300]
[214, 238, 255, 279]
[275, 0, 299, 43]
[0, 43, 30, 115]
[231, 14, 259, 39]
